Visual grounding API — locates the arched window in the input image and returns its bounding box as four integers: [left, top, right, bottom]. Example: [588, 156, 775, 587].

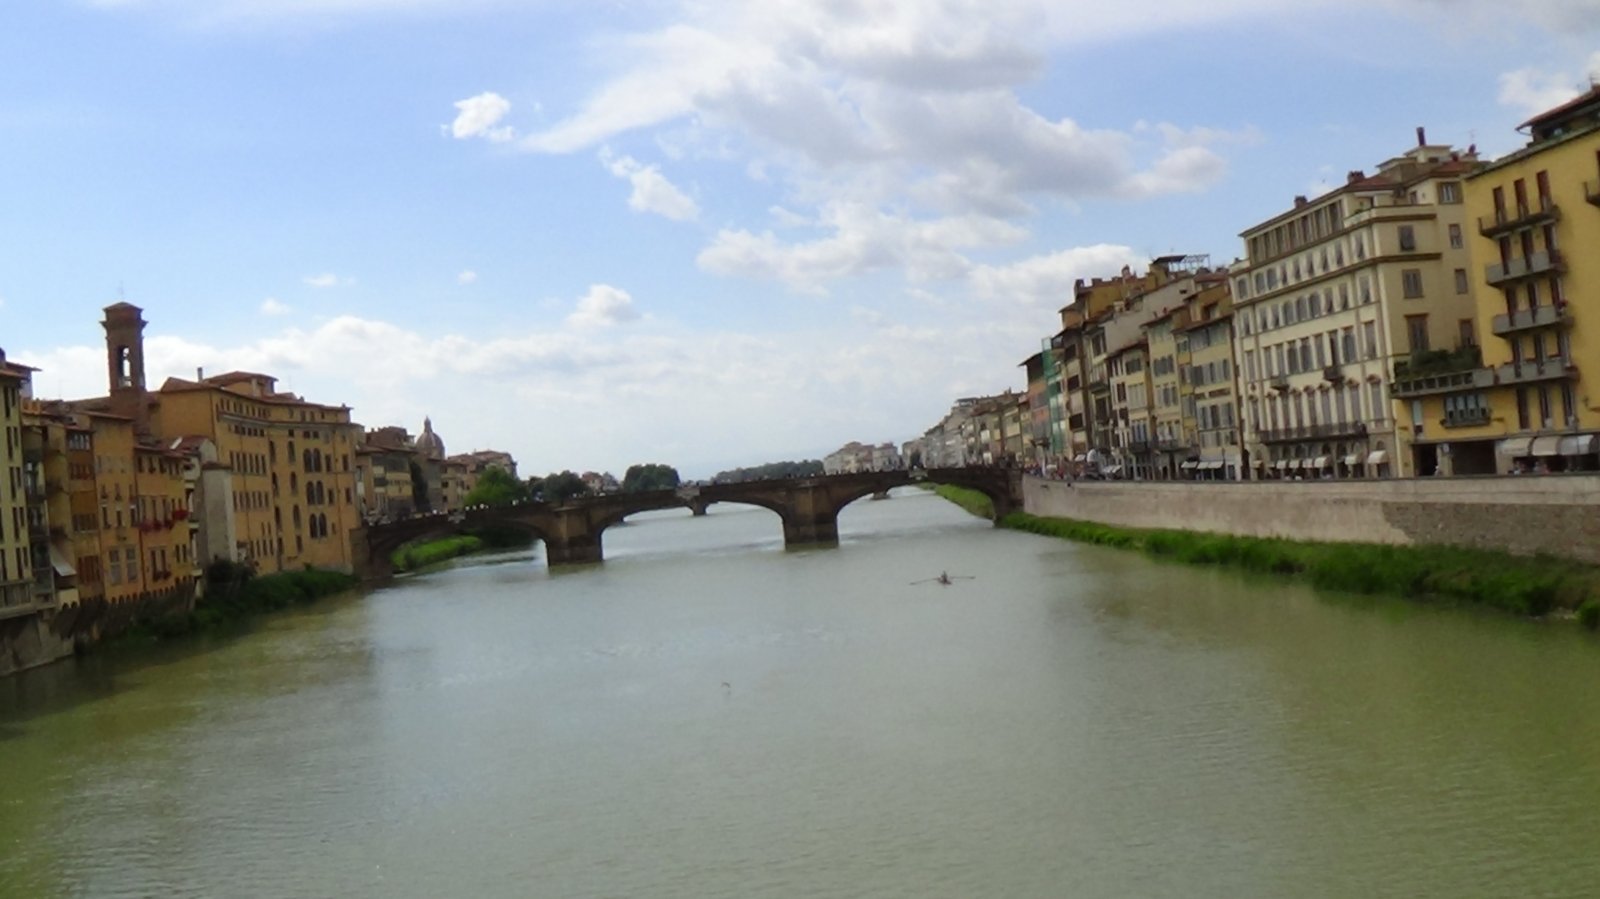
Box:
[306, 483, 315, 505]
[293, 505, 301, 529]
[303, 449, 313, 471]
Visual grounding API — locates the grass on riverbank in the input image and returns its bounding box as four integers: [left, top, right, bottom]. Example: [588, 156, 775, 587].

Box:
[391, 527, 538, 573]
[928, 484, 994, 519]
[393, 535, 484, 572]
[135, 565, 361, 642]
[1003, 512, 1600, 623]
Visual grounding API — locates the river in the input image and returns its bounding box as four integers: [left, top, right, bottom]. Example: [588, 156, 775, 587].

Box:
[3, 488, 1600, 898]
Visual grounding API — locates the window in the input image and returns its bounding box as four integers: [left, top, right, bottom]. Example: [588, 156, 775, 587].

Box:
[1448, 223, 1463, 249]
[1398, 225, 1416, 252]
[1363, 321, 1378, 359]
[1454, 269, 1469, 295]
[1406, 315, 1430, 353]
[1402, 269, 1424, 298]
[1459, 319, 1476, 348]
[1439, 181, 1461, 204]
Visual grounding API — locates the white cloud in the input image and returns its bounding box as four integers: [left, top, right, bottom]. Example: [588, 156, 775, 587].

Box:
[457, 270, 478, 285]
[697, 202, 1026, 291]
[600, 151, 700, 220]
[302, 272, 351, 288]
[448, 91, 515, 142]
[1497, 51, 1600, 117]
[260, 297, 291, 315]
[565, 284, 641, 328]
[968, 244, 1142, 307]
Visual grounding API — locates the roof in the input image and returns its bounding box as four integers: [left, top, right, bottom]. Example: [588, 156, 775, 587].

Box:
[204, 371, 276, 385]
[1519, 85, 1600, 133]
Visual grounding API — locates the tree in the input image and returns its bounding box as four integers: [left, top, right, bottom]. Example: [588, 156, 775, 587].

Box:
[529, 470, 590, 504]
[463, 465, 529, 507]
[622, 463, 681, 493]
[711, 460, 825, 482]
[408, 459, 432, 513]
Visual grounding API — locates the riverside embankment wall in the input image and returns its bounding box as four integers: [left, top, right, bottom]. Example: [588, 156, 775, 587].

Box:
[1023, 475, 1600, 565]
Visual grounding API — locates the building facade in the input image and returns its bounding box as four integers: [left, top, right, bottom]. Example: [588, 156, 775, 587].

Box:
[1395, 88, 1600, 476]
[1233, 134, 1482, 479]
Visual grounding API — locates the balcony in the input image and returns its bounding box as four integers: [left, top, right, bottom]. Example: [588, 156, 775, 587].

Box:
[1494, 357, 1578, 386]
[1485, 249, 1565, 286]
[1492, 303, 1570, 337]
[1269, 374, 1290, 392]
[1258, 422, 1370, 444]
[1323, 364, 1343, 382]
[1442, 408, 1491, 428]
[1478, 196, 1560, 238]
[1391, 346, 1489, 398]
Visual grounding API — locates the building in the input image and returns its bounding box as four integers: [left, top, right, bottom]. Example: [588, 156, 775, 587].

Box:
[75, 304, 363, 575]
[1395, 88, 1600, 475]
[1232, 132, 1483, 479]
[358, 427, 423, 522]
[1181, 278, 1244, 479]
[1, 351, 42, 614]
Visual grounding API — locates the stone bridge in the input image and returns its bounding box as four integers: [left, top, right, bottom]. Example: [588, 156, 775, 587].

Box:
[350, 468, 1022, 580]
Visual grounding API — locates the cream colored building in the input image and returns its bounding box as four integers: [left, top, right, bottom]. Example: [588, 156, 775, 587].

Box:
[1233, 134, 1483, 479]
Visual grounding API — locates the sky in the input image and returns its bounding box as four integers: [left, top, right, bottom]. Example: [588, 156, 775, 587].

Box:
[2, 1, 1598, 478]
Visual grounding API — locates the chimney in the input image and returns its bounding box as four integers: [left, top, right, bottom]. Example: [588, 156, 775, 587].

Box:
[1416, 126, 1426, 147]
[1294, 195, 1308, 208]
[196, 366, 204, 381]
[1347, 169, 1365, 184]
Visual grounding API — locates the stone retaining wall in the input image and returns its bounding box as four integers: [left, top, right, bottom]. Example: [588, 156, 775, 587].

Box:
[1023, 474, 1600, 564]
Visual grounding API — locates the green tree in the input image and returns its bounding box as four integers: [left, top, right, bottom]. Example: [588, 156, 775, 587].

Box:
[621, 463, 681, 493]
[463, 465, 529, 507]
[530, 470, 591, 504]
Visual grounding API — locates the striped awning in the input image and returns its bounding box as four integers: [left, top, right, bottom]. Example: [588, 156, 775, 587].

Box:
[1498, 437, 1534, 457]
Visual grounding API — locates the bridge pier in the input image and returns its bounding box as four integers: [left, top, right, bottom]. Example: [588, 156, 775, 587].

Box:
[782, 513, 840, 548]
[781, 483, 841, 549]
[687, 498, 709, 517]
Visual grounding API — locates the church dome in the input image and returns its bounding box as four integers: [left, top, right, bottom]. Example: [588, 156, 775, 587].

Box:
[416, 416, 445, 460]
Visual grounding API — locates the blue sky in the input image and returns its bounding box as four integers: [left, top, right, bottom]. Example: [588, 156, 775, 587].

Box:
[3, 0, 1597, 477]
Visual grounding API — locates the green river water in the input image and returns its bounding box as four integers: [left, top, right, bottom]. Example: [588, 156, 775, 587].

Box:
[3, 488, 1600, 898]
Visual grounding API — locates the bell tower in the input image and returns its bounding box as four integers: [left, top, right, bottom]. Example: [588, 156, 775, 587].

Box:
[102, 302, 150, 434]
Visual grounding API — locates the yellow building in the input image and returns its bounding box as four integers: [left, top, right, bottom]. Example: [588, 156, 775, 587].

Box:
[77, 303, 363, 575]
[1180, 278, 1244, 479]
[1145, 306, 1189, 478]
[1, 351, 41, 614]
[1233, 133, 1483, 479]
[20, 402, 84, 608]
[1396, 87, 1600, 475]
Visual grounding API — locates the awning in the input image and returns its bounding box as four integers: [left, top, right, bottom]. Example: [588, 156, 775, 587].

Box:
[1289, 459, 1303, 469]
[1102, 465, 1122, 475]
[1365, 450, 1388, 466]
[1498, 437, 1534, 457]
[1275, 460, 1289, 470]
[1559, 434, 1598, 456]
[1180, 461, 1200, 470]
[1311, 456, 1330, 469]
[1201, 461, 1225, 470]
[1343, 454, 1362, 466]
[1530, 435, 1564, 457]
[49, 545, 76, 577]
